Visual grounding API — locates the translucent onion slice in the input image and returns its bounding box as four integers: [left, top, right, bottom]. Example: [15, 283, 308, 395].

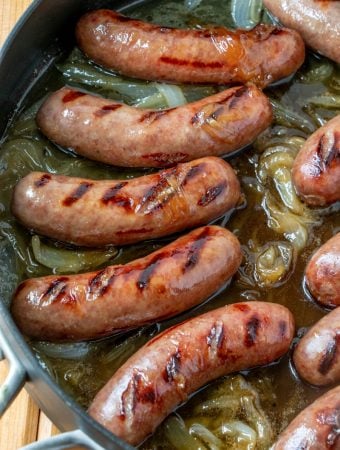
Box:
[189, 423, 223, 450]
[221, 420, 257, 450]
[154, 82, 188, 107]
[164, 416, 205, 450]
[306, 94, 340, 109]
[31, 235, 117, 274]
[255, 242, 294, 287]
[231, 0, 263, 29]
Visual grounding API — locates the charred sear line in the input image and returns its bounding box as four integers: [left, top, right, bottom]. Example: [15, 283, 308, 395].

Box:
[63, 182, 93, 206]
[62, 91, 86, 103]
[102, 182, 131, 209]
[181, 164, 205, 187]
[142, 152, 188, 165]
[159, 56, 223, 69]
[139, 109, 173, 124]
[163, 350, 181, 382]
[228, 86, 249, 109]
[279, 320, 287, 339]
[316, 132, 340, 173]
[136, 255, 161, 291]
[207, 321, 225, 354]
[318, 333, 340, 375]
[88, 269, 108, 295]
[245, 315, 261, 347]
[35, 174, 51, 187]
[94, 104, 122, 117]
[42, 277, 68, 298]
[198, 182, 226, 206]
[184, 227, 210, 271]
[120, 371, 156, 419]
[138, 171, 177, 213]
[136, 248, 181, 291]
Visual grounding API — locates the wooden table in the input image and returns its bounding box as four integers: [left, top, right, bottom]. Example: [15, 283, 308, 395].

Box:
[0, 1, 60, 448]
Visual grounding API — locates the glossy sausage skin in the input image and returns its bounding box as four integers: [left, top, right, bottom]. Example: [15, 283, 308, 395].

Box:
[292, 115, 340, 206]
[293, 308, 340, 386]
[76, 10, 305, 87]
[88, 301, 294, 446]
[36, 85, 272, 168]
[11, 226, 242, 341]
[264, 0, 340, 63]
[11, 157, 240, 247]
[305, 233, 340, 308]
[272, 385, 340, 449]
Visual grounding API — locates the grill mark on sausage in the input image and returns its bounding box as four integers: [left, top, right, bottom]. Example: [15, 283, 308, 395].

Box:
[139, 109, 174, 124]
[136, 248, 181, 291]
[102, 182, 133, 210]
[253, 25, 285, 41]
[62, 91, 86, 103]
[207, 321, 225, 355]
[245, 315, 261, 347]
[228, 86, 249, 109]
[35, 174, 51, 187]
[88, 268, 110, 296]
[198, 181, 226, 206]
[163, 350, 181, 382]
[120, 370, 157, 420]
[184, 227, 210, 271]
[138, 169, 178, 213]
[279, 320, 287, 339]
[159, 56, 223, 69]
[191, 87, 247, 125]
[318, 333, 340, 375]
[180, 163, 206, 187]
[63, 182, 93, 206]
[316, 132, 340, 173]
[94, 104, 122, 117]
[142, 152, 188, 165]
[42, 277, 69, 298]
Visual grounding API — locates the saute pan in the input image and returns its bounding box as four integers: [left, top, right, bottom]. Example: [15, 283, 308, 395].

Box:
[0, 1, 144, 448]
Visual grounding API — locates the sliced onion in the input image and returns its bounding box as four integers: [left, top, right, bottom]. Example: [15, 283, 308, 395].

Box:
[31, 235, 117, 274]
[270, 99, 316, 133]
[306, 94, 340, 109]
[231, 0, 263, 29]
[154, 83, 187, 107]
[189, 423, 223, 450]
[164, 416, 205, 450]
[255, 242, 294, 287]
[221, 420, 257, 449]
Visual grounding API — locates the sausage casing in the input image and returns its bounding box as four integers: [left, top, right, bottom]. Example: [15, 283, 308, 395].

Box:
[36, 85, 272, 168]
[293, 308, 340, 386]
[88, 301, 294, 446]
[11, 226, 242, 341]
[272, 385, 340, 449]
[305, 233, 340, 309]
[76, 10, 305, 87]
[263, 0, 340, 63]
[11, 157, 240, 247]
[292, 115, 340, 206]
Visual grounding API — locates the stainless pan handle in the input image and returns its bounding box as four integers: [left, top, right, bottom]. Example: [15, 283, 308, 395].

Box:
[20, 430, 106, 450]
[0, 324, 26, 416]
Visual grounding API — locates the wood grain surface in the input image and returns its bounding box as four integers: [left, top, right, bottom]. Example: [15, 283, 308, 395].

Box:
[0, 1, 61, 449]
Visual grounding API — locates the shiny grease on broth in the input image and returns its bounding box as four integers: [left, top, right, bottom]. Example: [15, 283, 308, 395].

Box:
[0, 0, 339, 447]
